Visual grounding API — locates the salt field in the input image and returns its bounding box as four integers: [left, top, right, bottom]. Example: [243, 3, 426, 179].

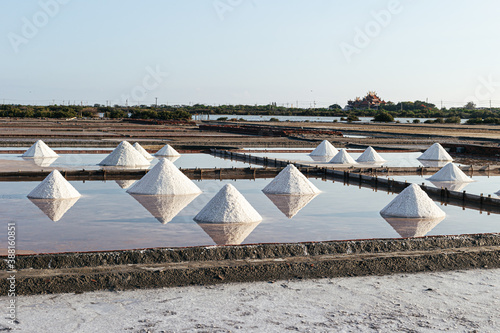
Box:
[1, 177, 498, 254]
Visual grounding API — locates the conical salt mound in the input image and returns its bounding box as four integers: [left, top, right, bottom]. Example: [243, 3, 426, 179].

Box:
[265, 193, 318, 218]
[427, 163, 474, 183]
[356, 146, 386, 163]
[115, 179, 136, 189]
[383, 216, 445, 238]
[329, 149, 356, 164]
[29, 197, 79, 222]
[262, 164, 320, 195]
[194, 184, 262, 223]
[418, 143, 453, 161]
[155, 144, 180, 157]
[27, 170, 81, 199]
[127, 158, 201, 195]
[133, 142, 154, 160]
[130, 193, 199, 224]
[380, 184, 445, 218]
[99, 141, 150, 167]
[310, 140, 338, 156]
[197, 221, 260, 245]
[22, 140, 59, 158]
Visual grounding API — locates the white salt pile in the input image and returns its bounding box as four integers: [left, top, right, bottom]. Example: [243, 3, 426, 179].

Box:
[356, 146, 386, 163]
[427, 163, 474, 183]
[99, 141, 150, 167]
[127, 158, 201, 195]
[329, 149, 356, 164]
[115, 180, 136, 189]
[130, 193, 199, 224]
[196, 221, 261, 245]
[27, 170, 81, 199]
[262, 164, 320, 195]
[418, 143, 453, 161]
[22, 140, 59, 158]
[310, 140, 338, 156]
[133, 142, 154, 160]
[265, 193, 318, 218]
[383, 216, 445, 238]
[380, 183, 445, 218]
[155, 144, 180, 157]
[194, 184, 262, 223]
[29, 197, 79, 222]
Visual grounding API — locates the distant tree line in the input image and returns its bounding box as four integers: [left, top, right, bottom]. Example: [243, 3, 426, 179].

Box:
[0, 104, 191, 121]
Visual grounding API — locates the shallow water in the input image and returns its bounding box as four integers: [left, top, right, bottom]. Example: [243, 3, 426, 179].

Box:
[0, 153, 261, 170]
[0, 178, 497, 254]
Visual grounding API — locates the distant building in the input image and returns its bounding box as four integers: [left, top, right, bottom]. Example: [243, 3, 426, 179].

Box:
[347, 91, 386, 110]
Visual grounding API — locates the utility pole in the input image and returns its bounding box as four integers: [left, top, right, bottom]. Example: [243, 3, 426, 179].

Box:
[155, 97, 158, 108]
[440, 100, 443, 109]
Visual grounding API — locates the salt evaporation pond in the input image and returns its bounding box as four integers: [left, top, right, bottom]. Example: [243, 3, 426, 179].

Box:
[0, 153, 262, 170]
[0, 178, 498, 254]
[247, 151, 433, 168]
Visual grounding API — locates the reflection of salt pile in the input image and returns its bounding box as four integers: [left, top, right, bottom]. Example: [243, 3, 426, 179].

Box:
[428, 163, 474, 183]
[383, 216, 445, 238]
[265, 193, 317, 218]
[133, 142, 154, 160]
[419, 160, 450, 168]
[115, 179, 136, 189]
[23, 157, 58, 167]
[429, 181, 469, 192]
[29, 197, 79, 222]
[127, 158, 201, 195]
[27, 170, 81, 199]
[310, 155, 331, 163]
[262, 164, 320, 195]
[356, 146, 386, 163]
[380, 184, 445, 218]
[130, 193, 199, 224]
[310, 140, 338, 156]
[197, 222, 260, 245]
[194, 184, 262, 223]
[99, 141, 150, 167]
[22, 140, 59, 158]
[329, 149, 356, 165]
[155, 144, 180, 157]
[495, 190, 500, 197]
[418, 143, 453, 161]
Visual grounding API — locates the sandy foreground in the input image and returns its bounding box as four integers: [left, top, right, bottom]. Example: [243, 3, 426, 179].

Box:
[2, 269, 499, 332]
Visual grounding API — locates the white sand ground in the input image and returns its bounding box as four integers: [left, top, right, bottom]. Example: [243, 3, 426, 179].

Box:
[3, 269, 499, 332]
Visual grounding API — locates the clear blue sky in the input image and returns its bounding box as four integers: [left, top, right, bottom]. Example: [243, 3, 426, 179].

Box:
[1, 0, 499, 108]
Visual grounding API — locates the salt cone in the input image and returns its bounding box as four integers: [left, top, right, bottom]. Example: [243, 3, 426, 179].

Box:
[127, 158, 201, 195]
[329, 149, 356, 164]
[155, 144, 180, 157]
[310, 140, 338, 156]
[133, 142, 154, 160]
[194, 184, 261, 223]
[22, 140, 59, 158]
[380, 184, 445, 218]
[263, 164, 320, 195]
[356, 146, 386, 163]
[99, 141, 150, 167]
[418, 143, 453, 161]
[427, 163, 474, 183]
[27, 170, 81, 199]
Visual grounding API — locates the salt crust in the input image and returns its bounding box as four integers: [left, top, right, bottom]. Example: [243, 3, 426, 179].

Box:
[310, 140, 338, 156]
[99, 141, 150, 167]
[380, 183, 446, 218]
[262, 164, 320, 195]
[155, 144, 180, 157]
[356, 146, 386, 162]
[329, 149, 356, 164]
[133, 142, 154, 160]
[427, 163, 474, 182]
[418, 143, 453, 161]
[194, 184, 262, 223]
[127, 158, 201, 195]
[22, 140, 59, 158]
[27, 170, 81, 199]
